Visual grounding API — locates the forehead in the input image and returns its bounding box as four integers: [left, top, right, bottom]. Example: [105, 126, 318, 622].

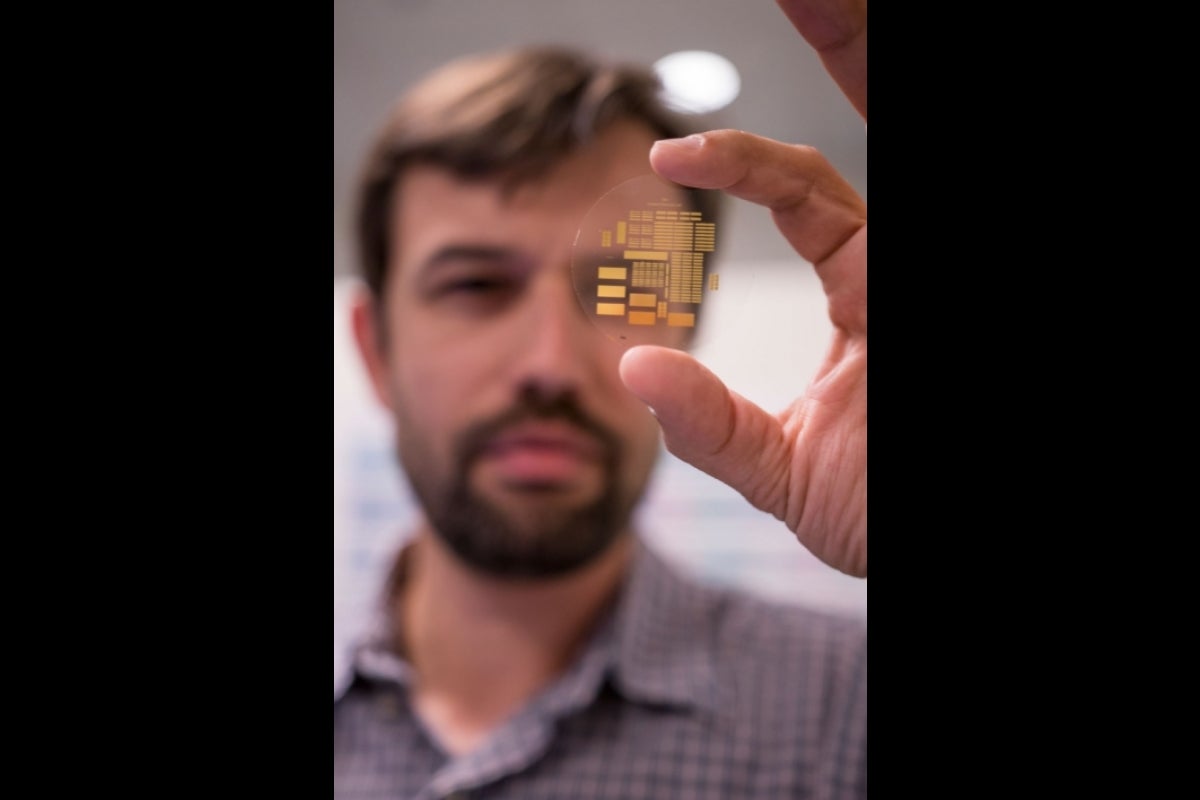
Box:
[390, 121, 661, 276]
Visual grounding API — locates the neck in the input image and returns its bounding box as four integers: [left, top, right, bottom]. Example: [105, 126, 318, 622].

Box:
[395, 527, 634, 755]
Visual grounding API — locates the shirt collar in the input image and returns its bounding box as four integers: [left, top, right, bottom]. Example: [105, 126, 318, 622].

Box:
[607, 539, 721, 715]
[334, 540, 411, 701]
[335, 537, 721, 717]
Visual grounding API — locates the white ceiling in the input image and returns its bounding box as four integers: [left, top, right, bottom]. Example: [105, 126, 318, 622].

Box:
[334, 0, 867, 275]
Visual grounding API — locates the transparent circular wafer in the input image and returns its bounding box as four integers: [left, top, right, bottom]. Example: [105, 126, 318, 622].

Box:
[571, 173, 746, 350]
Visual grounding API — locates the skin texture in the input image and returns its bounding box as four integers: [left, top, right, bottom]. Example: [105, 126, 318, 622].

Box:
[776, 0, 867, 118]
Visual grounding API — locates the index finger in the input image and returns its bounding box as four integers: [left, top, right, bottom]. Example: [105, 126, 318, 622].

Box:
[776, 0, 867, 119]
[650, 130, 865, 267]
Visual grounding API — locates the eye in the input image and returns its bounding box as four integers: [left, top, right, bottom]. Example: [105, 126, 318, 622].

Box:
[443, 276, 512, 295]
[427, 270, 522, 315]
[414, 247, 531, 314]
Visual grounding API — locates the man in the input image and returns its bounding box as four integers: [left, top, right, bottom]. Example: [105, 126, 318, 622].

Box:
[336, 1, 867, 796]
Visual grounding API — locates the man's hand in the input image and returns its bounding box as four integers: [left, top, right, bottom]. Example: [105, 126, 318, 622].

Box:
[776, 0, 867, 120]
[618, 0, 867, 577]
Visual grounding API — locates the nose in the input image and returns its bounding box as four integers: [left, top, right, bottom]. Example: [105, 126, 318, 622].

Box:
[511, 268, 598, 397]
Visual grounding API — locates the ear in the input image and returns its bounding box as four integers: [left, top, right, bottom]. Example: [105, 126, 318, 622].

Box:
[349, 285, 394, 412]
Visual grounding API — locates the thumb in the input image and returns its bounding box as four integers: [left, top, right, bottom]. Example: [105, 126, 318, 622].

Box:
[619, 345, 789, 517]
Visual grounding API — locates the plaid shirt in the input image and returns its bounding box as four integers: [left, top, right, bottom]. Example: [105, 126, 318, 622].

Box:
[335, 540, 867, 799]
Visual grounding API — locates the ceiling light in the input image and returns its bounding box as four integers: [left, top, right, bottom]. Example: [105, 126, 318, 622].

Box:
[653, 50, 741, 114]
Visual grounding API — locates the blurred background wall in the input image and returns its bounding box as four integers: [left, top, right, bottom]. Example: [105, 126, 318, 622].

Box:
[334, 0, 868, 645]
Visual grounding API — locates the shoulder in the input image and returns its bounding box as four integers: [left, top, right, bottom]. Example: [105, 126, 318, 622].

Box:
[636, 546, 866, 685]
[624, 547, 868, 796]
[713, 582, 867, 668]
[706, 580, 867, 760]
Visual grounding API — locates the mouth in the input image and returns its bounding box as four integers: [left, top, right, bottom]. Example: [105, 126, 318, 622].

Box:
[476, 421, 606, 488]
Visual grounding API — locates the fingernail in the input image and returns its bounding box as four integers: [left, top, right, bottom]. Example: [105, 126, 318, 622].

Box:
[656, 134, 704, 151]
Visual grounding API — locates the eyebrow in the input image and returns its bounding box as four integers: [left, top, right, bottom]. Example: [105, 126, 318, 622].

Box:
[416, 245, 524, 277]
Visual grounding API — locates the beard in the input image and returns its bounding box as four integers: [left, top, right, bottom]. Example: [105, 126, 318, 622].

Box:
[397, 385, 638, 579]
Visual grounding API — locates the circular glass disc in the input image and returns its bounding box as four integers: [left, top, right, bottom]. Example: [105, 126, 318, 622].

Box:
[572, 173, 740, 350]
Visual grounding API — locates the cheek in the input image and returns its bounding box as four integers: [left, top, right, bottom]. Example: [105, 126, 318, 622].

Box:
[389, 352, 467, 432]
[383, 341, 465, 455]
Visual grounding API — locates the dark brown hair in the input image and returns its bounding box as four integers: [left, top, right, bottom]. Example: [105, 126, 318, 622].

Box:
[353, 45, 721, 298]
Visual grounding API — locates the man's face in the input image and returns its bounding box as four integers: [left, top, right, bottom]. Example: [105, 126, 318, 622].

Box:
[364, 121, 676, 578]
